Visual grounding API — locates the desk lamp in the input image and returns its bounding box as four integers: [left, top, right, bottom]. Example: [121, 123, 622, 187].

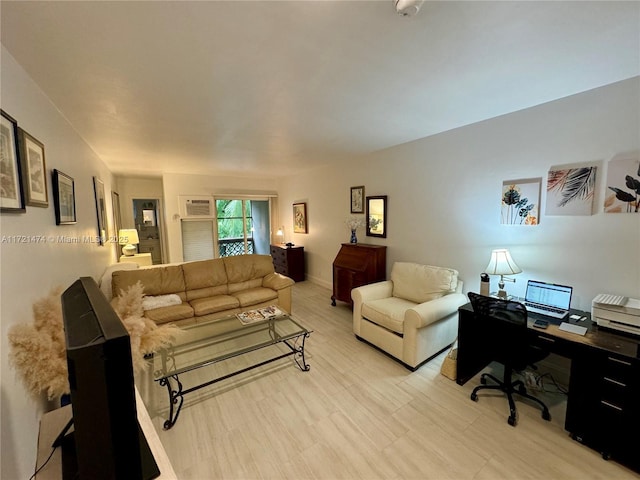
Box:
[484, 249, 522, 299]
[119, 229, 139, 256]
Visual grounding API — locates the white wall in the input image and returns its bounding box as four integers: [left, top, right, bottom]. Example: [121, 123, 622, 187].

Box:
[0, 47, 117, 479]
[162, 173, 279, 263]
[114, 176, 164, 230]
[277, 78, 640, 310]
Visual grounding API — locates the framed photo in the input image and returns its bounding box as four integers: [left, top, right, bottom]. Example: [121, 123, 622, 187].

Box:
[350, 185, 365, 213]
[93, 176, 108, 245]
[0, 110, 26, 212]
[293, 202, 308, 234]
[19, 129, 48, 207]
[111, 191, 122, 238]
[52, 169, 76, 224]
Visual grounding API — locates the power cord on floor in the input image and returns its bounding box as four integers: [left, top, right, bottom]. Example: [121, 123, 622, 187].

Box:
[521, 370, 568, 395]
[29, 445, 57, 480]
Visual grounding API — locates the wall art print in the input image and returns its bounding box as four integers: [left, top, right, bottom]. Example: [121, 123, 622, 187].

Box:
[501, 178, 540, 225]
[293, 202, 308, 233]
[546, 166, 597, 216]
[0, 110, 25, 212]
[604, 154, 640, 213]
[19, 129, 48, 207]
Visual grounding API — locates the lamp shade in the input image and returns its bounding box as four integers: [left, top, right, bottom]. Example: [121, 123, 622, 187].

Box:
[118, 229, 139, 246]
[484, 249, 522, 276]
[119, 229, 139, 256]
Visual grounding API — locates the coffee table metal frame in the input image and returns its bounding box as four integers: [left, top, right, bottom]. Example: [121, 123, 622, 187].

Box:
[152, 314, 311, 429]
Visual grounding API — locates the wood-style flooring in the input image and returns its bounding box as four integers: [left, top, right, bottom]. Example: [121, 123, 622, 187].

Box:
[137, 282, 638, 479]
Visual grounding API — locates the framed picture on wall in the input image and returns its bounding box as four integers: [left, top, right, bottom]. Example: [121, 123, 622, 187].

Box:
[52, 169, 76, 224]
[93, 176, 108, 245]
[0, 110, 26, 213]
[293, 202, 308, 233]
[501, 178, 541, 225]
[350, 185, 365, 213]
[19, 128, 48, 207]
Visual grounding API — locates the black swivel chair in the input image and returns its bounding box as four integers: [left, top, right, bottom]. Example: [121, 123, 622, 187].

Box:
[467, 292, 551, 426]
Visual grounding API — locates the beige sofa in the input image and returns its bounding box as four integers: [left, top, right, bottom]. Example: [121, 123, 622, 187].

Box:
[111, 254, 294, 327]
[351, 262, 467, 370]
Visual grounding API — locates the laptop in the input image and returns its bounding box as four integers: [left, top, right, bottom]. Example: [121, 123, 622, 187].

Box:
[524, 280, 573, 320]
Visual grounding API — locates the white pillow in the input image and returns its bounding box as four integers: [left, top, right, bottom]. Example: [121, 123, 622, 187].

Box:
[391, 262, 458, 304]
[142, 294, 183, 311]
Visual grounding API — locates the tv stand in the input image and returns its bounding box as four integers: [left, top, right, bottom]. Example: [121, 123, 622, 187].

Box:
[35, 390, 176, 479]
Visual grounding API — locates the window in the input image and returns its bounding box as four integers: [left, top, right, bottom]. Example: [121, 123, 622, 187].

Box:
[216, 199, 254, 257]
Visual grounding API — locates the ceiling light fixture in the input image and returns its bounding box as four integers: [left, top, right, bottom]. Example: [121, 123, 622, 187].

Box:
[394, 0, 424, 17]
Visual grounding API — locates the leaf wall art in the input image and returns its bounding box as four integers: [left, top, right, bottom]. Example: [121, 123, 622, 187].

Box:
[501, 178, 541, 225]
[604, 154, 640, 214]
[546, 166, 597, 215]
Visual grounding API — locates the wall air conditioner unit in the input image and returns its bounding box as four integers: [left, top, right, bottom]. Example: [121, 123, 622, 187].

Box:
[179, 195, 215, 218]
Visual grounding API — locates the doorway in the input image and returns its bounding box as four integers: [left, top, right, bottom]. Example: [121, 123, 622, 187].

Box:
[132, 198, 164, 264]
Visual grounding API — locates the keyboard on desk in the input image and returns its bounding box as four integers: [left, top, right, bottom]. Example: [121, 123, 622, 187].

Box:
[524, 302, 569, 320]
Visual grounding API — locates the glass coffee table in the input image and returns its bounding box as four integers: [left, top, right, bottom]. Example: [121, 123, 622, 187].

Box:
[152, 313, 311, 429]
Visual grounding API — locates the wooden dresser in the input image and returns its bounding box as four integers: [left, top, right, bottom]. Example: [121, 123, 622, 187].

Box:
[270, 244, 305, 282]
[331, 243, 386, 306]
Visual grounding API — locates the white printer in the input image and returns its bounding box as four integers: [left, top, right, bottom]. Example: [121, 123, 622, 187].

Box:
[592, 294, 640, 336]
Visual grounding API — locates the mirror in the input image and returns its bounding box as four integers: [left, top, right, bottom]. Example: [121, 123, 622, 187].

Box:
[366, 195, 387, 238]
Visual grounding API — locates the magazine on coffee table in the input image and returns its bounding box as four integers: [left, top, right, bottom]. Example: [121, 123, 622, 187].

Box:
[236, 305, 285, 324]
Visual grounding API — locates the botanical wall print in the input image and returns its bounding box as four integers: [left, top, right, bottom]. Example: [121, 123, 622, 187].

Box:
[0, 110, 25, 212]
[604, 155, 640, 213]
[293, 202, 308, 233]
[52, 170, 76, 225]
[501, 178, 540, 225]
[546, 166, 597, 216]
[19, 129, 48, 207]
[350, 186, 364, 213]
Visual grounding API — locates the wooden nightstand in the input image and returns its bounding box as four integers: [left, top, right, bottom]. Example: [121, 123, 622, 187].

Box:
[119, 253, 152, 267]
[270, 244, 304, 282]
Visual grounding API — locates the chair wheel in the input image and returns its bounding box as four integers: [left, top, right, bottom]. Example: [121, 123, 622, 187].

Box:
[470, 392, 478, 401]
[508, 416, 516, 426]
[542, 410, 551, 421]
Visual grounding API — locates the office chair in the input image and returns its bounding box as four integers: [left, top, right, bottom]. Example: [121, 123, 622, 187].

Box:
[467, 292, 551, 426]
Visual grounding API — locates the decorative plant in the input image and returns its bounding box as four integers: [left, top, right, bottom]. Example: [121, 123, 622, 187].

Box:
[607, 163, 640, 213]
[8, 282, 181, 400]
[345, 216, 365, 231]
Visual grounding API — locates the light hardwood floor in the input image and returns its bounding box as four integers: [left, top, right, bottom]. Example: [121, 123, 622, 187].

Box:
[138, 282, 638, 479]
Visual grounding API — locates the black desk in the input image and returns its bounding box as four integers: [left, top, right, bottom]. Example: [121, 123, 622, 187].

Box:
[457, 303, 640, 473]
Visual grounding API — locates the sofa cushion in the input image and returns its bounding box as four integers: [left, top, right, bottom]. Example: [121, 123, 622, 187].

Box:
[182, 259, 229, 301]
[233, 287, 278, 308]
[190, 295, 240, 316]
[391, 263, 458, 304]
[112, 265, 187, 301]
[362, 297, 418, 334]
[223, 255, 274, 285]
[144, 303, 195, 324]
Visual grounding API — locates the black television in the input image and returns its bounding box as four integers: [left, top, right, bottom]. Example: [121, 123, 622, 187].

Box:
[58, 277, 160, 480]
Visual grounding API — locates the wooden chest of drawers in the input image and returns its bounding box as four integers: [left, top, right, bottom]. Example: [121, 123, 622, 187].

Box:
[270, 244, 304, 282]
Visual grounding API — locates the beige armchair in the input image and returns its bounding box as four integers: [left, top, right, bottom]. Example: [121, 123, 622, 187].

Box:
[351, 262, 467, 370]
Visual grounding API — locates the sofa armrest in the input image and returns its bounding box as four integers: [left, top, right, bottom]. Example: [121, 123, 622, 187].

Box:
[405, 292, 468, 329]
[263, 272, 295, 291]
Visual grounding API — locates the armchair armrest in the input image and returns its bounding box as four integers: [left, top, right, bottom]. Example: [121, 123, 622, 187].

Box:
[263, 272, 295, 291]
[405, 293, 468, 329]
[351, 280, 393, 305]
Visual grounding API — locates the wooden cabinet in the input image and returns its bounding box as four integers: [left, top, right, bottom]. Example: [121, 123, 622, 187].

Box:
[331, 243, 386, 306]
[270, 244, 304, 282]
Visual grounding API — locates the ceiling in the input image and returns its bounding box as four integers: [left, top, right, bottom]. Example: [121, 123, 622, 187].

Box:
[1, 1, 639, 178]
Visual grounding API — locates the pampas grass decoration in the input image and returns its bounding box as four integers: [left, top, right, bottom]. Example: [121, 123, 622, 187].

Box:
[8, 282, 182, 400]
